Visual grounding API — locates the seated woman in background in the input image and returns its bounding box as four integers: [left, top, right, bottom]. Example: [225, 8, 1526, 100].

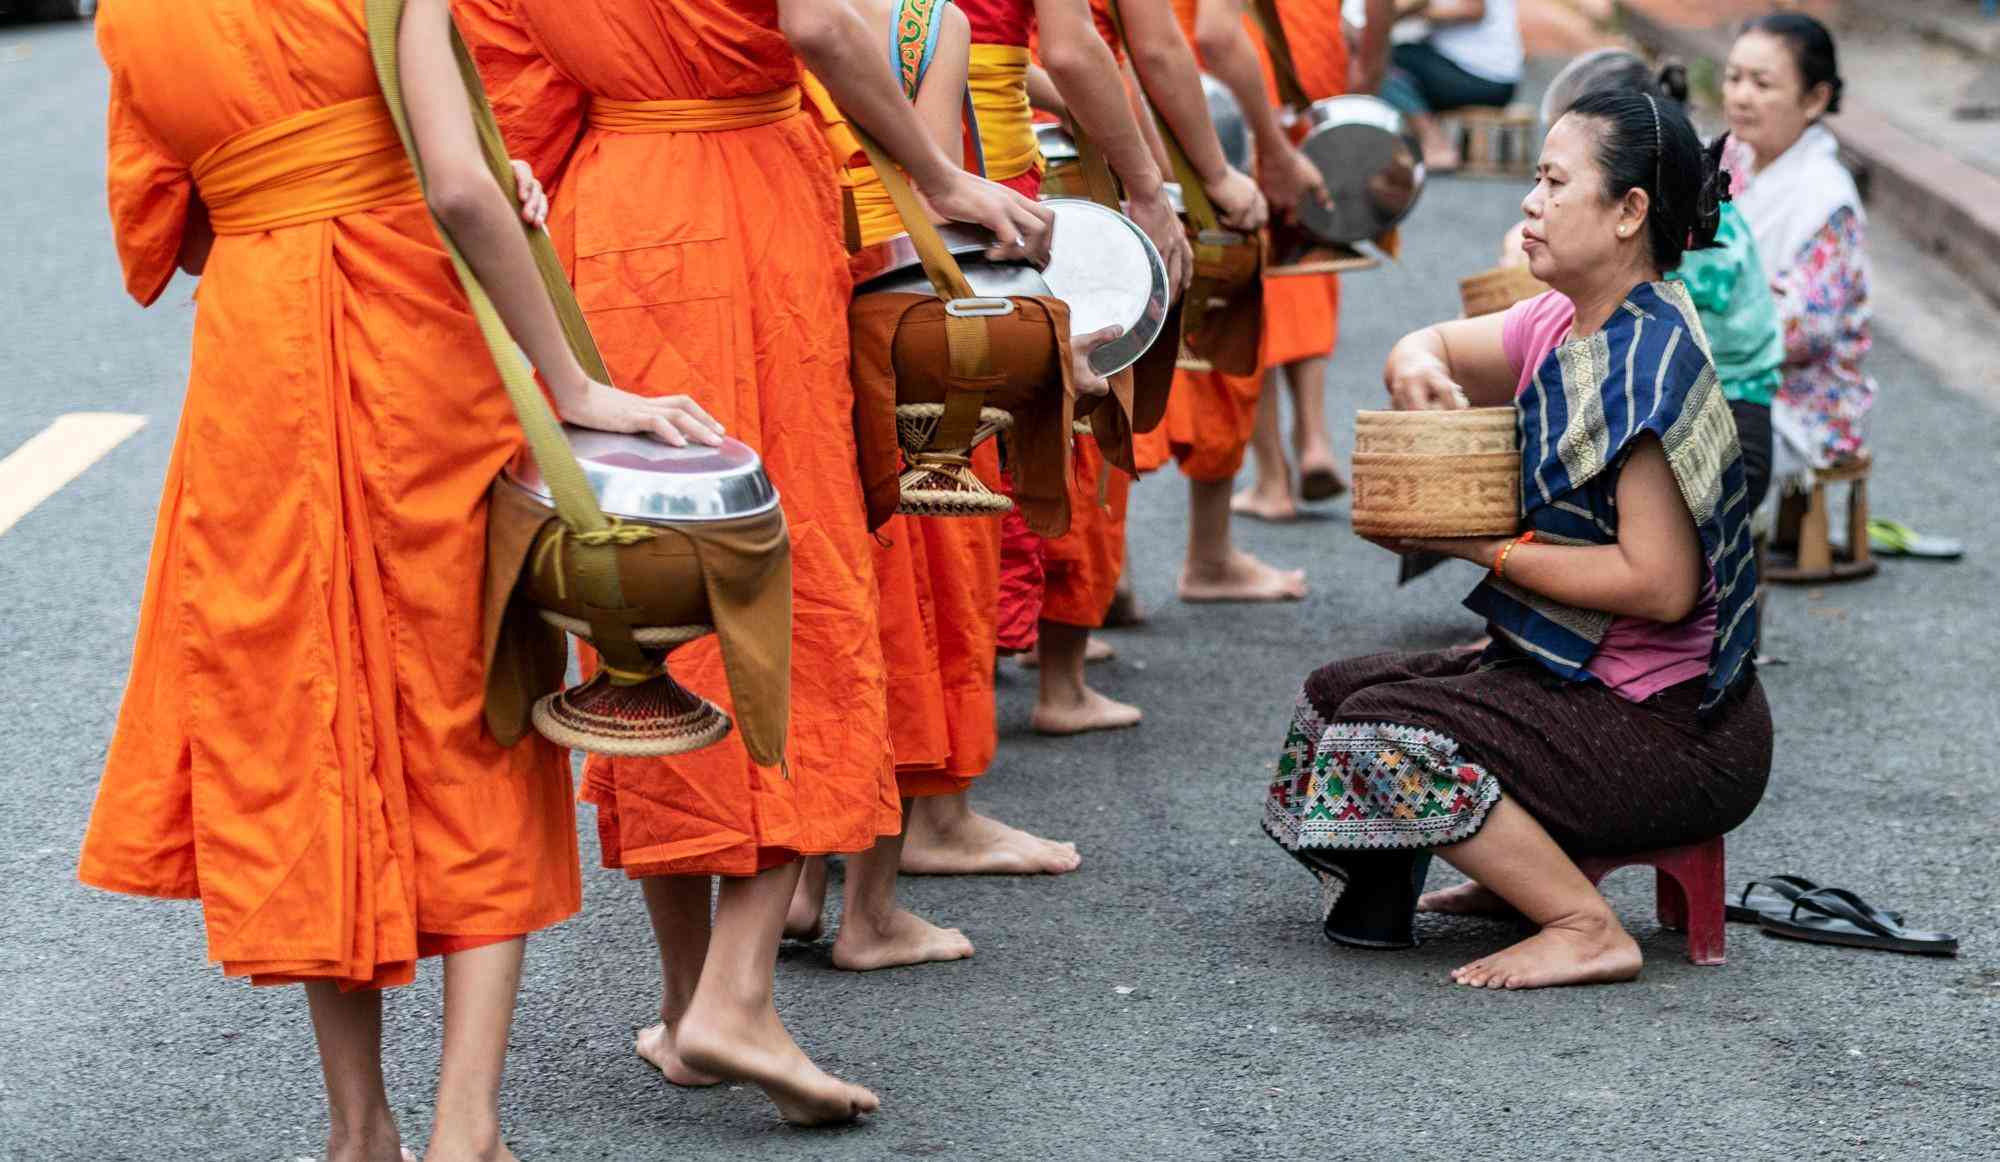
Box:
[1721, 14, 1869, 503]
[1502, 48, 1782, 515]
[1261, 91, 1771, 990]
[1377, 0, 1522, 171]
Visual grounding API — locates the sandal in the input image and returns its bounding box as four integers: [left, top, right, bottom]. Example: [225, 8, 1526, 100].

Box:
[1867, 518, 1963, 560]
[1299, 466, 1348, 503]
[1759, 887, 1958, 957]
[1727, 875, 1902, 925]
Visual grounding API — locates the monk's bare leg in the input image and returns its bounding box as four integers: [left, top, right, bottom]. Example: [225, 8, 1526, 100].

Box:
[1283, 356, 1343, 502]
[785, 857, 831, 942]
[1232, 375, 1297, 522]
[305, 983, 402, 1162]
[677, 863, 881, 1125]
[1435, 798, 1642, 990]
[424, 940, 527, 1162]
[636, 876, 722, 1087]
[1030, 621, 1142, 735]
[1179, 479, 1306, 603]
[900, 790, 1082, 876]
[1017, 635, 1115, 668]
[832, 815, 975, 971]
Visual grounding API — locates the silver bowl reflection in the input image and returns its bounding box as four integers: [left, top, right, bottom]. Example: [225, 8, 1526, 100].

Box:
[505, 431, 779, 525]
[1295, 95, 1426, 245]
[1203, 73, 1253, 172]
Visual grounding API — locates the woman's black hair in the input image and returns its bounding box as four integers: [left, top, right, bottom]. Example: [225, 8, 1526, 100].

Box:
[1561, 88, 1730, 271]
[1744, 11, 1844, 114]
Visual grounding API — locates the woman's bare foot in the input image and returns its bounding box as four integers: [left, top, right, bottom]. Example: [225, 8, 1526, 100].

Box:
[1017, 636, 1115, 668]
[1450, 911, 1642, 991]
[1031, 685, 1143, 736]
[784, 857, 829, 942]
[1231, 480, 1298, 522]
[1418, 879, 1520, 918]
[676, 1004, 880, 1126]
[901, 807, 1082, 876]
[636, 1021, 723, 1088]
[831, 908, 975, 971]
[1178, 549, 1306, 603]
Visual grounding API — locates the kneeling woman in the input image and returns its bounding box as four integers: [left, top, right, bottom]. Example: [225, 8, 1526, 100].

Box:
[1263, 90, 1772, 990]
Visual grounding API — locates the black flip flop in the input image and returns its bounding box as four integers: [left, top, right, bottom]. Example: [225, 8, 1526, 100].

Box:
[1299, 467, 1347, 504]
[1726, 875, 1903, 925]
[1759, 887, 1958, 957]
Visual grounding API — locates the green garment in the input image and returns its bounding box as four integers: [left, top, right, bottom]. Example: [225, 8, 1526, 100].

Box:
[1667, 202, 1782, 407]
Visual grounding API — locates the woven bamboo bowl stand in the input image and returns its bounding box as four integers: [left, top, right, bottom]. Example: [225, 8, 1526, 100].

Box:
[1350, 408, 1521, 538]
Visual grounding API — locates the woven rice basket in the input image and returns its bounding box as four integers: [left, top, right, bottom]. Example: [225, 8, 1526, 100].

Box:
[1458, 265, 1549, 318]
[1350, 407, 1521, 538]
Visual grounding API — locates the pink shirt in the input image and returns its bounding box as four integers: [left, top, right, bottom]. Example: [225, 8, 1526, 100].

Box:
[1499, 292, 1718, 702]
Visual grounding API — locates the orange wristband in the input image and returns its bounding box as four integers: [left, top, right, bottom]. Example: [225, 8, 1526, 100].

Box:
[1493, 531, 1536, 582]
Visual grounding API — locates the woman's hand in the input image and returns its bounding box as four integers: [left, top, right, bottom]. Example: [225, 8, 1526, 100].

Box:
[915, 168, 1056, 265]
[1070, 325, 1126, 397]
[1126, 185, 1193, 294]
[1205, 166, 1270, 233]
[555, 379, 726, 448]
[1363, 533, 1508, 568]
[510, 160, 548, 229]
[1385, 351, 1473, 411]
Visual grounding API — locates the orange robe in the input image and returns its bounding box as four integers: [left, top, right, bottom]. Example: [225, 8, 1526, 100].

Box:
[1156, 0, 1345, 482]
[459, 0, 900, 875]
[78, 0, 580, 991]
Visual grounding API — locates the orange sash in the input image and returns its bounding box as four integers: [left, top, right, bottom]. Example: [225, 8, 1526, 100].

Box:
[191, 95, 423, 235]
[588, 87, 803, 133]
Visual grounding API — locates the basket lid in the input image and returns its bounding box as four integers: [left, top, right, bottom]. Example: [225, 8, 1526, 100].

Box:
[503, 428, 780, 525]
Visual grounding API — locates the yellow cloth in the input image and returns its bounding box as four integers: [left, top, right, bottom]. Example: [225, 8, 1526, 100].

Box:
[967, 43, 1041, 181]
[191, 95, 422, 235]
[587, 86, 803, 133]
[800, 73, 903, 248]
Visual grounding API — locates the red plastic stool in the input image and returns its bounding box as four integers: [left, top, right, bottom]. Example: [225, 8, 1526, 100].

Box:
[1574, 836, 1727, 966]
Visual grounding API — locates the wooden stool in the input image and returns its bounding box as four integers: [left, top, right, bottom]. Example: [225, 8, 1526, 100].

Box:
[1446, 104, 1538, 177]
[1574, 837, 1727, 966]
[1766, 455, 1878, 583]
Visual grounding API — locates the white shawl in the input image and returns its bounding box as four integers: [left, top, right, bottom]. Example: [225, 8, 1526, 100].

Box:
[1730, 124, 1863, 277]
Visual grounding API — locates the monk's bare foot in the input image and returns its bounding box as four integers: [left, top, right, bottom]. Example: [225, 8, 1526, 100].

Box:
[784, 857, 829, 942]
[1231, 480, 1298, 522]
[1031, 686, 1143, 736]
[1418, 880, 1519, 918]
[1449, 911, 1642, 991]
[326, 1118, 401, 1162]
[676, 1004, 879, 1126]
[901, 809, 1082, 876]
[1178, 549, 1306, 603]
[1018, 637, 1115, 668]
[422, 1139, 517, 1162]
[636, 1021, 723, 1088]
[831, 908, 975, 971]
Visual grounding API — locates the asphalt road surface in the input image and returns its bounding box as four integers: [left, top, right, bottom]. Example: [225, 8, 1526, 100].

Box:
[3, 19, 1996, 1162]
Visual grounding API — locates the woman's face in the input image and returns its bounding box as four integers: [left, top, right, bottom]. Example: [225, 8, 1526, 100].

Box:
[1723, 31, 1830, 163]
[1518, 114, 1648, 291]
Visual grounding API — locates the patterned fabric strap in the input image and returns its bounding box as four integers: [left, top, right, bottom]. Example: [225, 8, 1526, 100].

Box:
[891, 0, 946, 98]
[1463, 280, 1758, 713]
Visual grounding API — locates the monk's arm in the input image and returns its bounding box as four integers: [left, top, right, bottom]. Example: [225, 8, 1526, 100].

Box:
[1191, 0, 1322, 215]
[1034, 0, 1164, 201]
[781, 0, 1054, 256]
[1119, 0, 1231, 186]
[912, 5, 971, 154]
[1026, 64, 1066, 115]
[1382, 313, 1516, 410]
[399, 0, 723, 444]
[1416, 437, 1707, 623]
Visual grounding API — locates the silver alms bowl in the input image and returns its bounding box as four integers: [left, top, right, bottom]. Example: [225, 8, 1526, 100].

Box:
[504, 430, 779, 525]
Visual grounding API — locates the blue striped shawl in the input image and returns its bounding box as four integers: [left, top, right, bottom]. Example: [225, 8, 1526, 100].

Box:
[1463, 280, 1758, 713]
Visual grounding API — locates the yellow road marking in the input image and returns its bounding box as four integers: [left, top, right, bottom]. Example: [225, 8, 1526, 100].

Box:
[0, 413, 149, 539]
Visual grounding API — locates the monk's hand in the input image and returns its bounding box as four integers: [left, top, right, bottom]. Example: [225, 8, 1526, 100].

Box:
[1385, 355, 1471, 411]
[922, 170, 1055, 266]
[1126, 185, 1192, 295]
[557, 379, 726, 448]
[1259, 145, 1329, 219]
[1206, 166, 1270, 234]
[510, 159, 548, 229]
[1070, 325, 1125, 397]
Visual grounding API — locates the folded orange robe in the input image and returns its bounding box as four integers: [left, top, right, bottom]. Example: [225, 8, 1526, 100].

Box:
[459, 0, 900, 876]
[1157, 0, 1345, 482]
[78, 0, 580, 991]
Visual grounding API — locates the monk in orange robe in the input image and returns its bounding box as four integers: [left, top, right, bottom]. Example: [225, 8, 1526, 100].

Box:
[457, 0, 1051, 1124]
[1229, 0, 1396, 522]
[78, 0, 729, 1154]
